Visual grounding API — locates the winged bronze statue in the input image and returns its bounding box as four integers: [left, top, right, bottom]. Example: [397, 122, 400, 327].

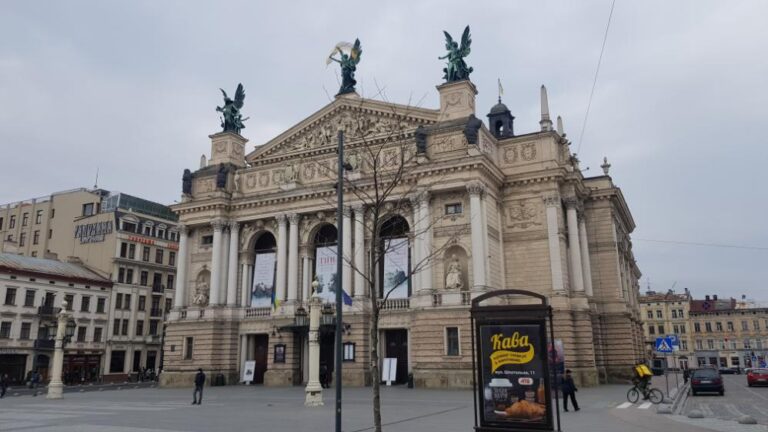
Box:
[328, 38, 362, 95]
[216, 83, 248, 134]
[439, 26, 473, 82]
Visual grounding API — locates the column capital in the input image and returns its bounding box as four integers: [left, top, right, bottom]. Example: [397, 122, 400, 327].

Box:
[229, 220, 240, 231]
[276, 214, 288, 225]
[342, 207, 353, 218]
[466, 181, 486, 197]
[542, 194, 561, 208]
[563, 196, 581, 211]
[287, 213, 301, 225]
[178, 224, 189, 235]
[212, 219, 226, 231]
[352, 204, 365, 214]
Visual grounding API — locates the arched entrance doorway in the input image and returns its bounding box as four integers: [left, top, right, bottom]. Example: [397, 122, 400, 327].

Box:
[250, 232, 277, 308]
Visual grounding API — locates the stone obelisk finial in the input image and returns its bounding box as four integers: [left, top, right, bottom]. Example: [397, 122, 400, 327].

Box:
[557, 115, 565, 136]
[539, 85, 553, 131]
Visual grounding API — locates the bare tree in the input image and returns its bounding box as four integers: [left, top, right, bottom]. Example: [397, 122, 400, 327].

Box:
[309, 90, 468, 432]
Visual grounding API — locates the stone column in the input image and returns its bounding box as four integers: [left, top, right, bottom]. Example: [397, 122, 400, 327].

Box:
[239, 334, 248, 382]
[275, 215, 288, 304]
[227, 221, 240, 307]
[173, 225, 189, 309]
[410, 197, 422, 292]
[353, 205, 365, 297]
[467, 181, 487, 288]
[342, 207, 352, 300]
[287, 214, 300, 302]
[419, 192, 433, 291]
[302, 255, 311, 301]
[565, 198, 585, 293]
[209, 220, 225, 305]
[304, 294, 323, 406]
[543, 195, 564, 292]
[578, 215, 594, 297]
[240, 263, 251, 306]
[221, 226, 231, 304]
[46, 304, 70, 399]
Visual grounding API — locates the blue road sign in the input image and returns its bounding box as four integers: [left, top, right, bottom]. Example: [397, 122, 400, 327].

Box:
[666, 334, 680, 351]
[655, 337, 674, 353]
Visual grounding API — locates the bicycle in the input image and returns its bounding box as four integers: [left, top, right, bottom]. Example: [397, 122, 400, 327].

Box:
[626, 384, 664, 404]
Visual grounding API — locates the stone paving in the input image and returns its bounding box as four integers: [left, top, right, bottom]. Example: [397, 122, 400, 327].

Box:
[682, 374, 768, 425]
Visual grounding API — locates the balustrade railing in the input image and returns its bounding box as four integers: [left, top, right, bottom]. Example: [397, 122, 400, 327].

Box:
[377, 298, 410, 310]
[245, 307, 271, 318]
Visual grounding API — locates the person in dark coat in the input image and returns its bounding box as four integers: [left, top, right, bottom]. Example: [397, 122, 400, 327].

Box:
[561, 369, 580, 412]
[0, 374, 9, 398]
[192, 369, 205, 405]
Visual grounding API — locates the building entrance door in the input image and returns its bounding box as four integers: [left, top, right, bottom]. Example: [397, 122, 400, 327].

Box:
[253, 334, 269, 384]
[320, 332, 335, 387]
[384, 329, 408, 385]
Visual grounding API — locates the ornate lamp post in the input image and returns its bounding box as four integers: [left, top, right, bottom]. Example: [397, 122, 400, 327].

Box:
[305, 279, 323, 406]
[47, 300, 75, 399]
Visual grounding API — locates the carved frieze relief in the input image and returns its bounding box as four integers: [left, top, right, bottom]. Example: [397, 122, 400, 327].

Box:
[506, 199, 543, 230]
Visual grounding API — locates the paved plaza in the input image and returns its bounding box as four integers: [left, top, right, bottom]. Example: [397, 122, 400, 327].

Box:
[682, 374, 768, 425]
[0, 377, 764, 432]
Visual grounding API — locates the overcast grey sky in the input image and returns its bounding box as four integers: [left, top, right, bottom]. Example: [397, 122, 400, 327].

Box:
[1, 1, 766, 301]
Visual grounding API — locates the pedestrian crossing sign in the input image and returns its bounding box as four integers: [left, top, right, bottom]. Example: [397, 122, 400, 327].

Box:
[655, 337, 674, 353]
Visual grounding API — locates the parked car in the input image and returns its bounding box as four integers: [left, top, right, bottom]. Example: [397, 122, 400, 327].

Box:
[718, 367, 738, 375]
[651, 367, 665, 376]
[747, 368, 768, 387]
[690, 368, 724, 396]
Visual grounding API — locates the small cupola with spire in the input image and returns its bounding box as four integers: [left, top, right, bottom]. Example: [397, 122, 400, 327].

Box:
[487, 96, 515, 139]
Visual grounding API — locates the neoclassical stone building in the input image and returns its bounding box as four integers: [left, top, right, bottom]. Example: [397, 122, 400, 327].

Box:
[162, 78, 644, 388]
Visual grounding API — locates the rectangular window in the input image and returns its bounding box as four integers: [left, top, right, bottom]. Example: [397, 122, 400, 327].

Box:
[33, 230, 40, 245]
[705, 322, 712, 332]
[128, 243, 136, 259]
[648, 326, 655, 335]
[122, 221, 137, 232]
[681, 340, 688, 350]
[445, 203, 463, 215]
[80, 296, 90, 312]
[24, 289, 35, 307]
[744, 339, 752, 349]
[706, 339, 714, 349]
[97, 297, 106, 313]
[343, 342, 356, 362]
[20, 322, 31, 340]
[165, 298, 172, 313]
[118, 268, 126, 283]
[149, 319, 159, 335]
[115, 293, 123, 310]
[742, 321, 749, 331]
[9, 215, 16, 229]
[19, 232, 26, 246]
[671, 310, 677, 319]
[647, 311, 653, 319]
[169, 251, 176, 266]
[126, 269, 134, 284]
[120, 242, 128, 258]
[155, 249, 164, 265]
[727, 322, 734, 332]
[0, 216, 3, 230]
[167, 274, 175, 290]
[201, 235, 213, 246]
[22, 212, 28, 227]
[446, 327, 460, 356]
[140, 271, 148, 286]
[696, 340, 703, 350]
[48, 229, 52, 239]
[136, 320, 144, 336]
[754, 320, 760, 331]
[656, 310, 663, 318]
[138, 295, 146, 311]
[673, 325, 679, 334]
[113, 319, 120, 336]
[715, 322, 722, 331]
[185, 337, 194, 360]
[694, 322, 701, 333]
[77, 326, 87, 342]
[719, 339, 726, 350]
[35, 210, 42, 224]
[680, 324, 686, 334]
[124, 294, 131, 310]
[82, 203, 94, 216]
[142, 246, 150, 262]
[64, 294, 74, 310]
[121, 319, 128, 335]
[4, 287, 17, 305]
[0, 322, 11, 338]
[143, 225, 152, 236]
[658, 325, 665, 334]
[153, 273, 162, 289]
[109, 350, 126, 373]
[94, 327, 103, 342]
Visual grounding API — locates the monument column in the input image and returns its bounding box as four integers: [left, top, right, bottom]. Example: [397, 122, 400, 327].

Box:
[227, 221, 240, 307]
[287, 214, 300, 302]
[578, 214, 594, 297]
[543, 195, 564, 292]
[565, 198, 585, 293]
[419, 192, 432, 291]
[275, 215, 288, 304]
[353, 205, 365, 297]
[173, 225, 189, 308]
[467, 181, 487, 288]
[209, 220, 225, 305]
[342, 208, 352, 300]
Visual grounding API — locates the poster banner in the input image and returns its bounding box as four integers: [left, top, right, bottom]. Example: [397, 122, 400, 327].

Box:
[242, 360, 256, 383]
[251, 252, 276, 307]
[479, 323, 549, 428]
[315, 246, 339, 303]
[383, 238, 409, 299]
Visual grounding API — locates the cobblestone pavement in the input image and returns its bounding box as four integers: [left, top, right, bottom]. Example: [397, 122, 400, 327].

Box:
[0, 382, 748, 432]
[683, 374, 768, 425]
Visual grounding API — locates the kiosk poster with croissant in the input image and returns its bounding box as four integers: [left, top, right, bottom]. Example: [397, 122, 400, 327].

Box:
[479, 323, 549, 428]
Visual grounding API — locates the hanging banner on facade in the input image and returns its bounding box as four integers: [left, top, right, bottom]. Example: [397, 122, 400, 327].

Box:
[315, 246, 352, 305]
[383, 238, 409, 299]
[251, 252, 276, 307]
[479, 323, 549, 428]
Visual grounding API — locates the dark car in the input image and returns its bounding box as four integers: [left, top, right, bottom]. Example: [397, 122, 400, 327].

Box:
[690, 368, 724, 396]
[747, 369, 768, 387]
[718, 367, 738, 375]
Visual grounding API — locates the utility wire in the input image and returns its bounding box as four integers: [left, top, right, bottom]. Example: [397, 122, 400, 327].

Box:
[635, 238, 768, 251]
[577, 0, 616, 155]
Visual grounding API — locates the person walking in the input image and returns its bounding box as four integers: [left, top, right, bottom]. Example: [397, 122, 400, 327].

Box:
[192, 368, 205, 405]
[0, 373, 9, 398]
[561, 369, 580, 412]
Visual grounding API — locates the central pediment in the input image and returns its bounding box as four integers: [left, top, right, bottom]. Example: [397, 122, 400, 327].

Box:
[246, 94, 439, 166]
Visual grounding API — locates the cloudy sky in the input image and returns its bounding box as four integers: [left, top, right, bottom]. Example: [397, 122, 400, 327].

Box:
[1, 1, 766, 301]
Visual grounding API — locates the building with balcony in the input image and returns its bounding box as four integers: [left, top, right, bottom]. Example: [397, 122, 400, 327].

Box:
[0, 253, 112, 385]
[162, 73, 644, 389]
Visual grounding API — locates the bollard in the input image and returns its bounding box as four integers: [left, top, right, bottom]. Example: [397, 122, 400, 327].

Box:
[687, 409, 704, 419]
[738, 415, 757, 425]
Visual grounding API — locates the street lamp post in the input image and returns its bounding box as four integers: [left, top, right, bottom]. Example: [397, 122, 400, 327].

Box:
[305, 279, 323, 406]
[47, 300, 74, 399]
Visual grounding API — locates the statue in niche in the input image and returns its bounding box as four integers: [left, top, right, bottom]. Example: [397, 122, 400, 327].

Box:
[193, 281, 209, 306]
[233, 169, 242, 192]
[445, 254, 464, 290]
[415, 125, 428, 154]
[347, 152, 359, 171]
[327, 39, 362, 95]
[182, 169, 193, 195]
[284, 163, 298, 183]
[216, 163, 229, 189]
[439, 26, 473, 83]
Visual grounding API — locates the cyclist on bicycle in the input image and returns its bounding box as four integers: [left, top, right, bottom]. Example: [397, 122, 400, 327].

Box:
[632, 362, 653, 399]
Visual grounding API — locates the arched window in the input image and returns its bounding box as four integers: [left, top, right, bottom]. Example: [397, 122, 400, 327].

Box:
[250, 233, 277, 308]
[378, 215, 410, 299]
